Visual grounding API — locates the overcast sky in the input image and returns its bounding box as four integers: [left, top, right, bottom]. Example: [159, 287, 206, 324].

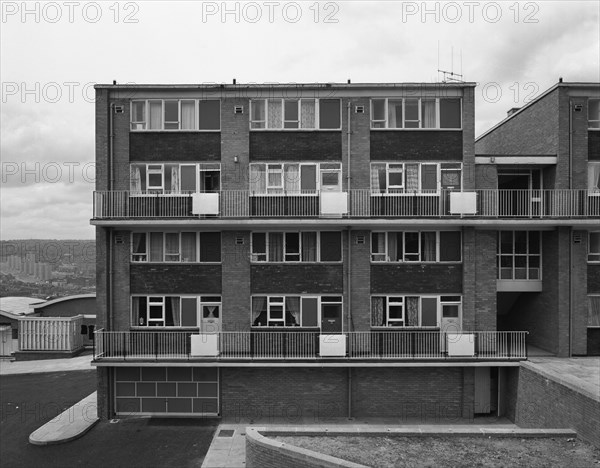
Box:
[1, 0, 598, 240]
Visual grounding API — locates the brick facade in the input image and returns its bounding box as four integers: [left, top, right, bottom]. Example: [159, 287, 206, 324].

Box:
[370, 131, 463, 161]
[129, 132, 221, 161]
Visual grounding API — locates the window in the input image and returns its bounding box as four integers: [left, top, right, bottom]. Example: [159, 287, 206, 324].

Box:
[251, 295, 339, 327]
[249, 162, 341, 194]
[131, 232, 221, 263]
[130, 99, 220, 131]
[250, 99, 340, 130]
[589, 296, 600, 327]
[251, 231, 341, 262]
[130, 163, 220, 194]
[370, 98, 461, 129]
[497, 231, 541, 280]
[132, 295, 221, 327]
[371, 295, 461, 327]
[371, 231, 461, 262]
[589, 99, 600, 129]
[589, 232, 600, 262]
[371, 162, 457, 194]
[589, 162, 600, 194]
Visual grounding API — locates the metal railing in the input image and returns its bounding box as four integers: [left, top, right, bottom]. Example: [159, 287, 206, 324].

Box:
[93, 189, 599, 219]
[94, 330, 528, 361]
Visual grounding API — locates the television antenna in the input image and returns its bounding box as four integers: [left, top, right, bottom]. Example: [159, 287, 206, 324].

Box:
[437, 42, 464, 82]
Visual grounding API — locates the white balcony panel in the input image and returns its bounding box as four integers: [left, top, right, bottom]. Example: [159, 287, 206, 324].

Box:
[192, 193, 220, 215]
[450, 192, 477, 214]
[320, 192, 348, 216]
[319, 334, 346, 356]
[446, 333, 475, 357]
[190, 334, 219, 356]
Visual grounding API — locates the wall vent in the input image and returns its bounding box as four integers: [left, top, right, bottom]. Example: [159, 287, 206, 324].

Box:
[114, 235, 125, 244]
[573, 104, 583, 112]
[573, 234, 582, 244]
[356, 235, 366, 244]
[236, 237, 244, 245]
[114, 105, 124, 114]
[355, 105, 365, 114]
[234, 106, 244, 114]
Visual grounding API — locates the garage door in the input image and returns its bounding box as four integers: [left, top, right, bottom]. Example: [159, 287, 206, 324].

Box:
[114, 367, 219, 416]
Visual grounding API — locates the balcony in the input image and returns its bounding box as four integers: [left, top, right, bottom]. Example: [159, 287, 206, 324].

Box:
[92, 190, 599, 220]
[93, 330, 528, 362]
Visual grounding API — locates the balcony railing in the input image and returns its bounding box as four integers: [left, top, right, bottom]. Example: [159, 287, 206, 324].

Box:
[93, 330, 528, 361]
[93, 189, 600, 219]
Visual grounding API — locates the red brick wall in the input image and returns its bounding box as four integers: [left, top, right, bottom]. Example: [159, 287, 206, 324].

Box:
[350, 230, 371, 331]
[249, 131, 342, 161]
[370, 131, 463, 161]
[221, 97, 249, 191]
[129, 132, 221, 161]
[474, 230, 497, 331]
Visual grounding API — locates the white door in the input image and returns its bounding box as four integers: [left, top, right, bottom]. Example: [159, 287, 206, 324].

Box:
[201, 304, 221, 333]
[441, 303, 461, 334]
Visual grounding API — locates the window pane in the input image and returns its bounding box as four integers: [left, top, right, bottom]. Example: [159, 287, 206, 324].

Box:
[180, 165, 196, 192]
[588, 296, 600, 326]
[132, 233, 147, 261]
[301, 297, 318, 327]
[440, 99, 461, 128]
[320, 232, 341, 261]
[441, 169, 461, 189]
[200, 232, 221, 262]
[300, 165, 317, 191]
[421, 164, 437, 191]
[319, 99, 341, 129]
[251, 100, 266, 128]
[269, 232, 284, 261]
[421, 297, 438, 326]
[388, 100, 403, 128]
[301, 232, 317, 261]
[528, 232, 540, 254]
[181, 298, 197, 327]
[199, 100, 220, 130]
[268, 100, 283, 129]
[284, 100, 299, 128]
[389, 171, 403, 187]
[404, 232, 419, 261]
[514, 231, 527, 254]
[372, 232, 386, 261]
[421, 232, 436, 262]
[164, 101, 179, 129]
[300, 99, 316, 128]
[372, 99, 385, 127]
[389, 305, 403, 319]
[285, 232, 300, 261]
[132, 101, 145, 129]
[181, 232, 197, 262]
[388, 232, 402, 262]
[588, 99, 600, 126]
[150, 232, 163, 262]
[500, 232, 513, 254]
[404, 99, 419, 128]
[165, 233, 180, 261]
[405, 164, 419, 192]
[148, 101, 162, 129]
[181, 100, 195, 129]
[252, 233, 266, 261]
[421, 99, 436, 128]
[440, 232, 461, 261]
[590, 233, 600, 256]
[589, 163, 600, 190]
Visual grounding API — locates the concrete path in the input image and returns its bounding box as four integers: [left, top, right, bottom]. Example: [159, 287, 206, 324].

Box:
[201, 421, 576, 468]
[526, 356, 600, 402]
[0, 353, 94, 375]
[29, 392, 99, 445]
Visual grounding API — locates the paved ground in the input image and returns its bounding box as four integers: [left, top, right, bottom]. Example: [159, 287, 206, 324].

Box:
[525, 356, 600, 401]
[0, 370, 218, 467]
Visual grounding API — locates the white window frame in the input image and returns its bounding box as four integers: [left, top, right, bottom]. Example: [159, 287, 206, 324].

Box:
[249, 162, 341, 195]
[129, 99, 220, 131]
[386, 296, 404, 326]
[251, 231, 340, 263]
[371, 295, 462, 328]
[370, 231, 462, 263]
[130, 162, 221, 195]
[132, 295, 221, 328]
[249, 98, 340, 131]
[147, 296, 166, 327]
[371, 162, 451, 196]
[131, 232, 148, 262]
[266, 164, 284, 194]
[588, 162, 600, 195]
[497, 231, 542, 281]
[370, 98, 462, 130]
[251, 295, 342, 328]
[130, 231, 221, 263]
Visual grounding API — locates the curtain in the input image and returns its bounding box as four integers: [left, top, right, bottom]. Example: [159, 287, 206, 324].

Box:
[589, 296, 600, 327]
[171, 166, 180, 193]
[181, 101, 195, 129]
[132, 297, 140, 326]
[181, 232, 196, 262]
[249, 164, 266, 194]
[268, 100, 283, 128]
[388, 100, 402, 128]
[406, 297, 419, 326]
[372, 232, 386, 261]
[301, 232, 317, 261]
[589, 163, 600, 191]
[149, 101, 162, 129]
[371, 297, 385, 326]
[268, 233, 283, 261]
[131, 166, 142, 193]
[252, 297, 266, 325]
[422, 100, 436, 128]
[286, 297, 301, 326]
[301, 99, 315, 128]
[422, 232, 436, 261]
[406, 164, 419, 192]
[284, 164, 300, 194]
[371, 163, 385, 193]
[168, 297, 181, 326]
[150, 232, 163, 262]
[387, 233, 397, 262]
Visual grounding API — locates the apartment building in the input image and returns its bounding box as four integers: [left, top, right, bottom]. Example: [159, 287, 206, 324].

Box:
[92, 81, 598, 421]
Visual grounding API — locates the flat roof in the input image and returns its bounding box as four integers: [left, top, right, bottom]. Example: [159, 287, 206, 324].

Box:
[32, 294, 96, 310]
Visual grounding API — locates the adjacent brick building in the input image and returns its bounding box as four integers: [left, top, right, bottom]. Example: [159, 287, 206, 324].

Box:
[91, 81, 599, 421]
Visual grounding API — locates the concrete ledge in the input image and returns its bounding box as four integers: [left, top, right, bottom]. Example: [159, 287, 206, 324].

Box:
[14, 348, 85, 361]
[29, 392, 98, 445]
